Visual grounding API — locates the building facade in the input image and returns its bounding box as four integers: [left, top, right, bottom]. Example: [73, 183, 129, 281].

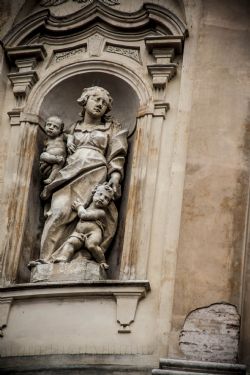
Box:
[0, 0, 250, 374]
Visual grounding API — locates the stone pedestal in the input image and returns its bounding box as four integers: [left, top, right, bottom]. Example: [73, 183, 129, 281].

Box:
[152, 359, 246, 375]
[30, 259, 107, 282]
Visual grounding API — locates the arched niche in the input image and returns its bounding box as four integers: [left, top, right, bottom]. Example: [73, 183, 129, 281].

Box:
[39, 72, 139, 136]
[17, 71, 141, 282]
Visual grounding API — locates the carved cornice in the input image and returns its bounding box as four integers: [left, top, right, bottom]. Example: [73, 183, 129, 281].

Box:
[2, 3, 187, 47]
[5, 44, 47, 64]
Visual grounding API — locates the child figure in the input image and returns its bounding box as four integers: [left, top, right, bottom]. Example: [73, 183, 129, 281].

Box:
[40, 116, 66, 185]
[52, 183, 115, 269]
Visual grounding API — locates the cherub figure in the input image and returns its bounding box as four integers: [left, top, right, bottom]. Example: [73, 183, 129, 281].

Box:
[52, 183, 115, 269]
[40, 116, 66, 185]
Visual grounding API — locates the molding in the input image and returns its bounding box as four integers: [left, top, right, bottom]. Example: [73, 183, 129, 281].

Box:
[145, 36, 184, 55]
[152, 359, 246, 375]
[6, 45, 47, 124]
[153, 102, 170, 118]
[145, 36, 183, 96]
[147, 64, 177, 88]
[40, 0, 120, 6]
[2, 4, 187, 47]
[0, 280, 150, 334]
[8, 71, 39, 97]
[5, 44, 47, 65]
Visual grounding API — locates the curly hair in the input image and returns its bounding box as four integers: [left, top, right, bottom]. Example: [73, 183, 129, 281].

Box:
[77, 86, 113, 119]
[92, 182, 115, 200]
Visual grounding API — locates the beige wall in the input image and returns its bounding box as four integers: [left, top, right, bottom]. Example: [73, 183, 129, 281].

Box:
[170, 0, 250, 362]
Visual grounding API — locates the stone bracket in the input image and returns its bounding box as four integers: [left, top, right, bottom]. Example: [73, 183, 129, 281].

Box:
[8, 71, 39, 98]
[153, 102, 170, 118]
[145, 36, 184, 99]
[5, 45, 47, 125]
[0, 297, 13, 337]
[147, 64, 178, 88]
[0, 280, 150, 335]
[114, 292, 143, 333]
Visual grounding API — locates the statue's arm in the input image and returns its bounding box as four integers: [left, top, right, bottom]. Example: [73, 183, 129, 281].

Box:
[65, 133, 76, 154]
[106, 122, 128, 196]
[40, 152, 63, 164]
[79, 208, 105, 221]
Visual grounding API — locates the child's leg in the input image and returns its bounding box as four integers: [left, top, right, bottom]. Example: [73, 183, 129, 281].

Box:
[44, 163, 62, 185]
[85, 229, 109, 269]
[53, 236, 83, 263]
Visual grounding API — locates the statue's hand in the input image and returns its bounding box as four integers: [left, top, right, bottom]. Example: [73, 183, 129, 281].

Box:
[108, 172, 121, 199]
[67, 141, 76, 154]
[56, 155, 64, 163]
[72, 198, 83, 211]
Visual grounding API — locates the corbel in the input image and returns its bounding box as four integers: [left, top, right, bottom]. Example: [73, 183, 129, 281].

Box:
[145, 36, 184, 97]
[5, 45, 47, 125]
[0, 297, 13, 337]
[114, 292, 143, 333]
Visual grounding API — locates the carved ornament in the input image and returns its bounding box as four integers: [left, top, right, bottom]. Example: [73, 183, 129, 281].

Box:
[40, 0, 120, 7]
[105, 44, 141, 63]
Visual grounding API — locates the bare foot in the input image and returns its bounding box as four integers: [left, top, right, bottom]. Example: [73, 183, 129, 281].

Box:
[53, 256, 68, 263]
[43, 178, 53, 185]
[100, 262, 109, 270]
[40, 186, 51, 200]
[27, 259, 49, 269]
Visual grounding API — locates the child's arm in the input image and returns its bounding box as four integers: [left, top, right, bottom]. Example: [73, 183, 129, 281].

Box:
[40, 152, 64, 164]
[65, 134, 76, 154]
[79, 208, 105, 221]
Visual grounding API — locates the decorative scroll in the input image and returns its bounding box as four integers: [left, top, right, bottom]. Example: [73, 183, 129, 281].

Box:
[53, 46, 86, 63]
[106, 44, 141, 63]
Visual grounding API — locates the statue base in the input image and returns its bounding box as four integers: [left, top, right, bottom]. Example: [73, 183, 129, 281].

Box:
[30, 259, 107, 282]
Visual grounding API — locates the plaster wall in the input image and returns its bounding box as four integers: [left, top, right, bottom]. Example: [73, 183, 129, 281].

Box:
[169, 0, 250, 362]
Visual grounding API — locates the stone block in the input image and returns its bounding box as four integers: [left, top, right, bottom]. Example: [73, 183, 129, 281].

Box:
[30, 259, 107, 282]
[152, 358, 246, 375]
[179, 303, 240, 363]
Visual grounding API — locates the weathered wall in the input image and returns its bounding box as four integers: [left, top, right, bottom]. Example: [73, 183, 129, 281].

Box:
[170, 0, 250, 363]
[0, 0, 250, 373]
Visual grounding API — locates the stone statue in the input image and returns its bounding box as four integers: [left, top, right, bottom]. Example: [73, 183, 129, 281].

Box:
[40, 116, 66, 185]
[29, 86, 128, 277]
[51, 183, 115, 270]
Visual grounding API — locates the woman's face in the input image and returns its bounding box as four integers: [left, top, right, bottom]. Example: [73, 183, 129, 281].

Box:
[85, 91, 109, 119]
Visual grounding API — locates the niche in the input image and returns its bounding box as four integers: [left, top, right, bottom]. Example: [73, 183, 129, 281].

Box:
[17, 72, 139, 282]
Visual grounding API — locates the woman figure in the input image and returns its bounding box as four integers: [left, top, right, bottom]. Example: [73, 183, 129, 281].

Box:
[39, 86, 128, 264]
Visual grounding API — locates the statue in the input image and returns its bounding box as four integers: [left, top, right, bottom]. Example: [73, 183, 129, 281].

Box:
[40, 116, 66, 185]
[29, 86, 128, 277]
[51, 183, 114, 270]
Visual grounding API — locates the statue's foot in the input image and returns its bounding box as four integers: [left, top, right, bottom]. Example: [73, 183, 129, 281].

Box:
[27, 259, 49, 269]
[40, 186, 51, 200]
[27, 260, 39, 270]
[53, 256, 68, 263]
[43, 177, 53, 185]
[100, 262, 109, 270]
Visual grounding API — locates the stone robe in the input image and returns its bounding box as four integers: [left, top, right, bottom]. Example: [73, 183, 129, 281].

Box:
[40, 119, 128, 261]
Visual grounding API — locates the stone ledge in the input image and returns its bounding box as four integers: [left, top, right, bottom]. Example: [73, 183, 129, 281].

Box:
[0, 280, 150, 335]
[151, 359, 246, 375]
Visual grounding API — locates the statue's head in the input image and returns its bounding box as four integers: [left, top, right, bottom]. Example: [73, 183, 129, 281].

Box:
[92, 182, 114, 208]
[45, 116, 64, 137]
[77, 86, 113, 120]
